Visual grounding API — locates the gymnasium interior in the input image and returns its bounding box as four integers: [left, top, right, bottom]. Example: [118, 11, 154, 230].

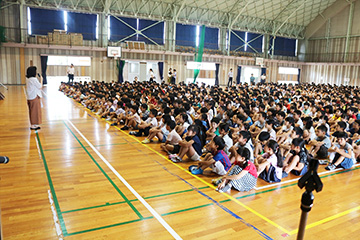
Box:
[1, 0, 360, 239]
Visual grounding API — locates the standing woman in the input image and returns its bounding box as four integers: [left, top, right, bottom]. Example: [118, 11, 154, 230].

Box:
[149, 69, 155, 82]
[26, 66, 42, 130]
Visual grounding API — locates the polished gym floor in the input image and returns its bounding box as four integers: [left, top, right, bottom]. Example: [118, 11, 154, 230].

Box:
[0, 80, 359, 239]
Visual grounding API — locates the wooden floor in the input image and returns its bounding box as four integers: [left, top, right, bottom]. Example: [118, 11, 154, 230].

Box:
[1, 82, 360, 240]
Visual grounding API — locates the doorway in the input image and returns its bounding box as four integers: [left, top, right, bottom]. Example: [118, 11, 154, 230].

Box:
[242, 66, 261, 84]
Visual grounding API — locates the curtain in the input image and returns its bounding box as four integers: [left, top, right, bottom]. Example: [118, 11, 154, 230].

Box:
[261, 68, 266, 76]
[0, 26, 6, 43]
[204, 27, 219, 50]
[40, 56, 48, 85]
[194, 25, 206, 83]
[273, 36, 297, 56]
[138, 19, 164, 45]
[158, 62, 164, 81]
[30, 8, 64, 35]
[247, 33, 263, 53]
[116, 59, 125, 83]
[176, 24, 197, 47]
[236, 66, 242, 84]
[110, 16, 137, 41]
[215, 63, 220, 86]
[230, 30, 246, 51]
[298, 69, 301, 84]
[67, 12, 97, 40]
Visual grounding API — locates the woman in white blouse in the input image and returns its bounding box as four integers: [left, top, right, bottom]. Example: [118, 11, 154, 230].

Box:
[25, 66, 43, 130]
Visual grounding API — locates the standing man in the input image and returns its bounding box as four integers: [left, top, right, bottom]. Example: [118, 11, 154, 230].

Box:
[250, 73, 255, 86]
[261, 73, 266, 84]
[227, 68, 233, 87]
[26, 66, 43, 130]
[67, 63, 75, 83]
[172, 69, 177, 84]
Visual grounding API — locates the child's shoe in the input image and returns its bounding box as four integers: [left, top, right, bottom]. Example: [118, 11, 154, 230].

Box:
[141, 138, 150, 144]
[191, 167, 203, 175]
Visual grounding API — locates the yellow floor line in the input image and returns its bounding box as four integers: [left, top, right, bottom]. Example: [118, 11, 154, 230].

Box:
[74, 104, 291, 235]
[289, 206, 360, 235]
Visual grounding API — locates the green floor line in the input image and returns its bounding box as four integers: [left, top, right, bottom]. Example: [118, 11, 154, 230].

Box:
[43, 142, 138, 152]
[63, 121, 143, 219]
[64, 202, 216, 236]
[36, 131, 68, 235]
[62, 186, 210, 214]
[63, 217, 154, 237]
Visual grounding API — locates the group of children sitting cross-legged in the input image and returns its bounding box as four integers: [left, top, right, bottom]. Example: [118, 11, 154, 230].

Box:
[59, 80, 360, 194]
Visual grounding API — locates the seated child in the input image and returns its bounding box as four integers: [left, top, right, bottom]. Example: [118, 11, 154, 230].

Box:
[250, 112, 266, 138]
[142, 114, 171, 144]
[282, 138, 309, 177]
[279, 127, 303, 157]
[121, 105, 141, 130]
[215, 147, 257, 193]
[308, 125, 331, 159]
[254, 131, 270, 159]
[219, 123, 233, 155]
[256, 139, 283, 183]
[261, 119, 277, 140]
[131, 109, 158, 137]
[326, 132, 355, 171]
[229, 130, 254, 163]
[206, 117, 221, 141]
[175, 113, 190, 137]
[189, 136, 231, 175]
[161, 120, 182, 155]
[170, 125, 203, 162]
[277, 117, 295, 144]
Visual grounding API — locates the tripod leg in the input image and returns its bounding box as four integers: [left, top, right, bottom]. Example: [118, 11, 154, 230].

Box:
[297, 211, 308, 240]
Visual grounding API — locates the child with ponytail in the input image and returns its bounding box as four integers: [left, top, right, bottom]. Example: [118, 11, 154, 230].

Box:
[216, 147, 257, 193]
[257, 139, 283, 183]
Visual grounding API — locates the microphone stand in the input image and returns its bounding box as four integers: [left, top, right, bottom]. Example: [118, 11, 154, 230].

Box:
[297, 158, 323, 240]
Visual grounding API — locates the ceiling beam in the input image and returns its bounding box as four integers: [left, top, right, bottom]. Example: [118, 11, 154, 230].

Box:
[228, 0, 249, 29]
[272, 0, 309, 36]
[305, 0, 353, 39]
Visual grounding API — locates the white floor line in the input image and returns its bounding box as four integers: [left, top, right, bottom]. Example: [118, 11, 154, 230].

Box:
[67, 120, 182, 240]
[254, 163, 360, 191]
[35, 136, 64, 240]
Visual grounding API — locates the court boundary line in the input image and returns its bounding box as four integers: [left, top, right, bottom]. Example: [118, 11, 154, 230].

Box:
[35, 132, 69, 236]
[62, 186, 210, 214]
[289, 205, 360, 235]
[66, 119, 182, 240]
[155, 160, 273, 240]
[71, 99, 360, 236]
[63, 121, 143, 219]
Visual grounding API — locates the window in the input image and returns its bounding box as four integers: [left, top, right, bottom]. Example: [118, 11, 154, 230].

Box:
[244, 32, 248, 51]
[27, 7, 31, 35]
[278, 67, 299, 75]
[47, 55, 91, 66]
[30, 8, 65, 35]
[196, 25, 200, 47]
[64, 11, 68, 32]
[96, 15, 99, 40]
[108, 17, 110, 40]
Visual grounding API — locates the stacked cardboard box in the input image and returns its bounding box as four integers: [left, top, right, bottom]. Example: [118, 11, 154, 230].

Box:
[36, 36, 49, 44]
[51, 31, 61, 45]
[69, 33, 83, 46]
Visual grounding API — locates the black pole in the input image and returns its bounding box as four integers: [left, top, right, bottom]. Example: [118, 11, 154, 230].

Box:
[296, 159, 323, 240]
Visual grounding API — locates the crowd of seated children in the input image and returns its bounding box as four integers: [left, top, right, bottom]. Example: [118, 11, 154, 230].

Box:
[59, 80, 360, 194]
